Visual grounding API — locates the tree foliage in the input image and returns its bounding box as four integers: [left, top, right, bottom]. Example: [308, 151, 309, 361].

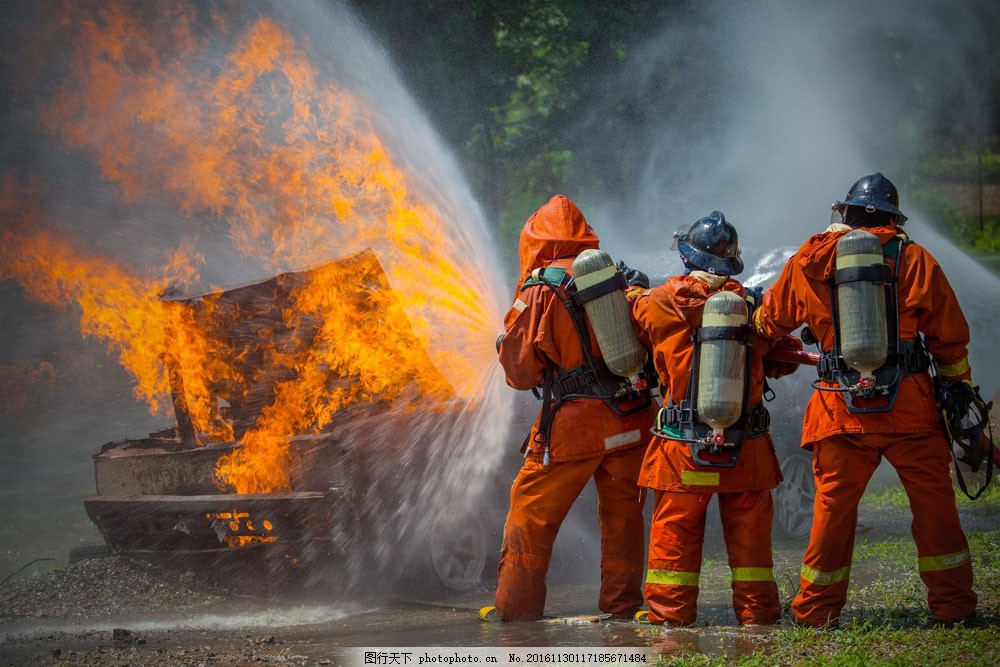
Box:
[349, 0, 666, 270]
[350, 0, 1000, 270]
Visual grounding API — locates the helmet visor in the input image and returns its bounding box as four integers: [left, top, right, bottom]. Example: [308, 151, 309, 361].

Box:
[671, 224, 691, 251]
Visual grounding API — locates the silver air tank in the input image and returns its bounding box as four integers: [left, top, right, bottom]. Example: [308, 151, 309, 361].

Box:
[697, 290, 747, 444]
[836, 229, 887, 384]
[571, 249, 647, 380]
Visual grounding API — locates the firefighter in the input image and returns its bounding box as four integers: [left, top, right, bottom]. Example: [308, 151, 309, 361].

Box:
[480, 194, 658, 621]
[752, 172, 978, 627]
[627, 211, 802, 626]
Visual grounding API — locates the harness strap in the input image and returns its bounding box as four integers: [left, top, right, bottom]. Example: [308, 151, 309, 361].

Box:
[817, 340, 930, 382]
[519, 266, 568, 292]
[834, 263, 892, 285]
[697, 324, 752, 343]
[657, 403, 771, 439]
[571, 271, 627, 306]
[533, 363, 555, 446]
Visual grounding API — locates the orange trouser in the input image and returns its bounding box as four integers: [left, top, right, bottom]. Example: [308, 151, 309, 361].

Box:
[792, 432, 977, 626]
[495, 446, 646, 621]
[645, 488, 780, 626]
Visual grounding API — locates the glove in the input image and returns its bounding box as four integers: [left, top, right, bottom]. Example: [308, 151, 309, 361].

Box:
[495, 333, 505, 354]
[617, 260, 650, 289]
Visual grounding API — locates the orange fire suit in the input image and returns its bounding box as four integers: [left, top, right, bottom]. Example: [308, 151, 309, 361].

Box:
[753, 223, 977, 626]
[629, 274, 800, 626]
[495, 195, 657, 621]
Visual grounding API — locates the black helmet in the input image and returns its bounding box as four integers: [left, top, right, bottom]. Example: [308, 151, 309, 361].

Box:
[675, 211, 743, 276]
[833, 172, 907, 223]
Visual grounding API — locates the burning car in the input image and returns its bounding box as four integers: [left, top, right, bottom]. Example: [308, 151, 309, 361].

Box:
[83, 249, 499, 594]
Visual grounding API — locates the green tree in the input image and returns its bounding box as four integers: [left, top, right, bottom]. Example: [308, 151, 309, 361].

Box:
[349, 0, 666, 273]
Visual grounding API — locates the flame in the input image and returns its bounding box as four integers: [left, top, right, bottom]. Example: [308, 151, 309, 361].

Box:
[2, 2, 503, 494]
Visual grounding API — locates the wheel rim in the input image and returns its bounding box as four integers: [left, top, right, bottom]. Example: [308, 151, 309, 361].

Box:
[429, 516, 488, 591]
[775, 454, 816, 538]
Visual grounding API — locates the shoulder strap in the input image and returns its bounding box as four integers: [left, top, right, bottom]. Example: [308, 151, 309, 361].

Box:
[519, 266, 568, 292]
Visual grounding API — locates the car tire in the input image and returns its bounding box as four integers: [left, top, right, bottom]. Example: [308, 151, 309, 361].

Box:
[773, 453, 816, 540]
[428, 513, 489, 592]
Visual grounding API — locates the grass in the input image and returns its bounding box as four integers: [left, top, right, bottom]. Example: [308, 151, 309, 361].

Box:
[644, 478, 1000, 666]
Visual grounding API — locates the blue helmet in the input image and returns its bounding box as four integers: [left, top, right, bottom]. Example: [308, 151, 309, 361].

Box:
[834, 172, 907, 223]
[675, 211, 743, 276]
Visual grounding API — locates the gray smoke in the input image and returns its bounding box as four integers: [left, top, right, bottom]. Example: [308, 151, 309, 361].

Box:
[579, 0, 1000, 398]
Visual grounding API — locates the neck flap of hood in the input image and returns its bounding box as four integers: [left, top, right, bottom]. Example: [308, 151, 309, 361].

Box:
[518, 195, 599, 281]
[670, 275, 744, 323]
[797, 224, 907, 281]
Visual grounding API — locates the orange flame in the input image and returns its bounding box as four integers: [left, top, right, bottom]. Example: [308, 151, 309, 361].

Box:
[2, 2, 503, 494]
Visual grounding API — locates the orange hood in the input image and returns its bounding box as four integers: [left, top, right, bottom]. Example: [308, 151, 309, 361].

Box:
[517, 195, 599, 290]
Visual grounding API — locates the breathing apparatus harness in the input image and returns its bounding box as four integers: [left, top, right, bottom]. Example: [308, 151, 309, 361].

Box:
[651, 290, 771, 469]
[934, 372, 995, 500]
[520, 265, 656, 464]
[805, 235, 930, 413]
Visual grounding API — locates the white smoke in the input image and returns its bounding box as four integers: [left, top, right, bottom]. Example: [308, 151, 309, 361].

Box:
[585, 0, 1000, 398]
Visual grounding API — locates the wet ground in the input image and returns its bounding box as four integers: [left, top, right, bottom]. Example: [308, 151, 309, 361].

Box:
[0, 576, 783, 666]
[0, 526, 889, 665]
[1, 457, 997, 666]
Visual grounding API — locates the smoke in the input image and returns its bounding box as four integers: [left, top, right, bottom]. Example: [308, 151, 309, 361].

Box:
[577, 0, 1000, 399]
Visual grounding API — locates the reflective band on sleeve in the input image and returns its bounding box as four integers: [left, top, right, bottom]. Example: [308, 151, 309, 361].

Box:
[512, 299, 528, 313]
[731, 567, 775, 582]
[918, 549, 971, 573]
[936, 357, 971, 378]
[605, 429, 641, 450]
[752, 307, 766, 335]
[681, 470, 720, 486]
[800, 563, 851, 586]
[646, 569, 700, 586]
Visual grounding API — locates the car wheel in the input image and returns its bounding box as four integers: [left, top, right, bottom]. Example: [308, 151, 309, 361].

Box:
[428, 514, 488, 592]
[774, 453, 816, 539]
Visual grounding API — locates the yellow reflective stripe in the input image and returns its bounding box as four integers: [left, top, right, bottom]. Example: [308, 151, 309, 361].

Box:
[681, 470, 720, 486]
[937, 356, 970, 378]
[646, 569, 700, 586]
[732, 567, 774, 582]
[918, 549, 971, 573]
[800, 563, 851, 586]
[752, 307, 765, 334]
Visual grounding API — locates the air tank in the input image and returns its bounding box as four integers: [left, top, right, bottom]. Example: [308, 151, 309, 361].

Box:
[697, 290, 747, 440]
[571, 249, 647, 380]
[836, 229, 887, 381]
